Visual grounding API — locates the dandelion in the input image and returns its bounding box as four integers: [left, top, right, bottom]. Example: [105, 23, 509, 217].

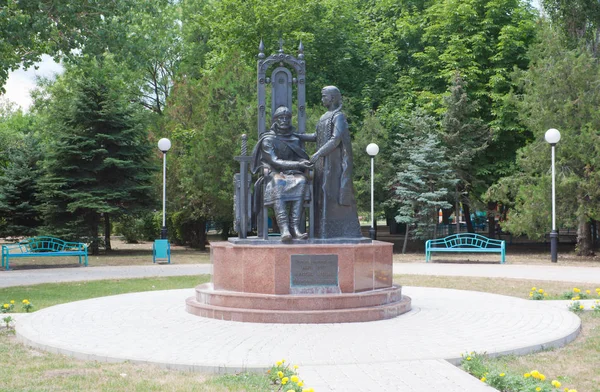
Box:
[466, 357, 471, 361]
[298, 381, 304, 387]
[552, 380, 561, 388]
[540, 374, 546, 381]
[291, 375, 299, 383]
[524, 373, 531, 378]
[579, 305, 584, 310]
[586, 290, 591, 295]
[277, 371, 284, 378]
[281, 377, 289, 385]
[532, 287, 537, 291]
[499, 373, 505, 377]
[538, 289, 544, 294]
[536, 388, 541, 392]
[531, 370, 540, 378]
[544, 292, 549, 296]
[529, 292, 534, 297]
[10, 300, 14, 304]
[573, 288, 580, 293]
[293, 364, 299, 369]
[2, 304, 8, 309]
[276, 361, 282, 366]
[480, 377, 486, 382]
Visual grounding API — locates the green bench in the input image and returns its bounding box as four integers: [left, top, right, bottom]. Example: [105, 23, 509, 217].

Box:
[1, 236, 88, 270]
[425, 233, 506, 264]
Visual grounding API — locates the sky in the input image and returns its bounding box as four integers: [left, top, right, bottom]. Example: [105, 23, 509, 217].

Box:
[1, 0, 543, 112]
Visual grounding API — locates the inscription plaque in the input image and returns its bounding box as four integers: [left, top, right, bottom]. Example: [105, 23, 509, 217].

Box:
[290, 254, 338, 287]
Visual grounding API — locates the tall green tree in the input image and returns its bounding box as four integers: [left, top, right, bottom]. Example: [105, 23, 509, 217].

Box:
[389, 110, 456, 248]
[441, 73, 490, 232]
[36, 56, 156, 254]
[503, 23, 600, 255]
[0, 133, 42, 237]
[166, 53, 256, 248]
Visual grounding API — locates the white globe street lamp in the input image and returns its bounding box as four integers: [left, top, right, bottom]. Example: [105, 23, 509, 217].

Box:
[366, 143, 380, 240]
[544, 128, 560, 263]
[158, 138, 172, 239]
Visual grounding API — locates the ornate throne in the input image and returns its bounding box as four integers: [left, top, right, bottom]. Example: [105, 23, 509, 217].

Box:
[234, 40, 313, 240]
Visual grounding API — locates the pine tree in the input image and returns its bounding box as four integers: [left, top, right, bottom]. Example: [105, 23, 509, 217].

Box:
[0, 134, 42, 237]
[441, 72, 489, 233]
[37, 56, 156, 254]
[389, 111, 456, 248]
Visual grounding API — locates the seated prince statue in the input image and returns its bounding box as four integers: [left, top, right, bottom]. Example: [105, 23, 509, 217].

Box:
[251, 106, 313, 242]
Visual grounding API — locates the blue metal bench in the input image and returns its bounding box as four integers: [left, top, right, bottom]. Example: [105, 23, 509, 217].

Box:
[425, 233, 505, 264]
[1, 236, 88, 270]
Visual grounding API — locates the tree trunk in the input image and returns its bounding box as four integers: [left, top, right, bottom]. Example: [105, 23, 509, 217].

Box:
[104, 213, 111, 252]
[90, 214, 100, 256]
[442, 208, 452, 225]
[402, 224, 410, 254]
[455, 185, 460, 234]
[577, 218, 594, 256]
[462, 200, 474, 233]
[487, 202, 496, 239]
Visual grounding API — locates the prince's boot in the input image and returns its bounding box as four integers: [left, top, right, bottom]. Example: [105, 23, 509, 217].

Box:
[290, 200, 308, 240]
[274, 200, 292, 242]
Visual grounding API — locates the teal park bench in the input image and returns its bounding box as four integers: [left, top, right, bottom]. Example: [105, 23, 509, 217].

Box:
[1, 236, 88, 270]
[425, 233, 506, 264]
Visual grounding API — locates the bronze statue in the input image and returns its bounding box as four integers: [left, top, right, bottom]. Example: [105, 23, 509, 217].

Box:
[302, 86, 362, 238]
[251, 106, 312, 242]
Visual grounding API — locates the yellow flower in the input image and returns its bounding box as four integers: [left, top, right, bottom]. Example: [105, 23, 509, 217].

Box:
[573, 288, 580, 293]
[524, 373, 531, 378]
[281, 377, 289, 384]
[586, 290, 591, 295]
[538, 289, 544, 294]
[287, 390, 295, 392]
[579, 305, 584, 310]
[499, 373, 505, 377]
[302, 389, 314, 392]
[572, 296, 580, 300]
[532, 287, 537, 291]
[281, 359, 285, 363]
[544, 292, 549, 296]
[2, 304, 8, 309]
[298, 381, 304, 387]
[466, 357, 471, 361]
[552, 380, 562, 388]
[536, 388, 541, 392]
[592, 305, 596, 309]
[10, 300, 14, 304]
[291, 375, 299, 383]
[480, 377, 486, 382]
[569, 389, 577, 392]
[277, 371, 284, 378]
[529, 292, 533, 297]
[539, 374, 546, 381]
[276, 361, 282, 366]
[531, 370, 540, 378]
[293, 364, 299, 369]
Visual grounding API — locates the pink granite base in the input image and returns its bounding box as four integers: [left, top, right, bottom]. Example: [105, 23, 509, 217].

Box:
[210, 240, 394, 295]
[186, 284, 412, 323]
[185, 240, 411, 323]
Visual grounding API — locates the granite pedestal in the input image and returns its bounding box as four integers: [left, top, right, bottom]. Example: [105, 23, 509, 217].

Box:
[185, 239, 412, 323]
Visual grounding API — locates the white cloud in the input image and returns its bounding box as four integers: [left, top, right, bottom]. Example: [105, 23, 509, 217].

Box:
[2, 55, 64, 112]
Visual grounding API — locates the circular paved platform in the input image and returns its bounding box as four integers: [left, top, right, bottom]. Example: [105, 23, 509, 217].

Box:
[15, 287, 580, 372]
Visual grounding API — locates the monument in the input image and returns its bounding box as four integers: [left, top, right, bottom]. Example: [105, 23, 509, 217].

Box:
[185, 41, 411, 323]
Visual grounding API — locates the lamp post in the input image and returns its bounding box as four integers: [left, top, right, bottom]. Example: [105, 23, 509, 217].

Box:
[544, 128, 561, 263]
[366, 143, 379, 240]
[158, 138, 172, 239]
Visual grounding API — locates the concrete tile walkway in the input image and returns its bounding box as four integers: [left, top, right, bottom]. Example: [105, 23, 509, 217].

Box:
[3, 261, 597, 391]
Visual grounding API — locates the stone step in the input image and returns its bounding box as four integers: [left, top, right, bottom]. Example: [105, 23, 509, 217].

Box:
[194, 283, 404, 311]
[186, 291, 412, 324]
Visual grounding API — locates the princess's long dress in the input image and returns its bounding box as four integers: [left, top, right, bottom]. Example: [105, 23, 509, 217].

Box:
[313, 110, 362, 239]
